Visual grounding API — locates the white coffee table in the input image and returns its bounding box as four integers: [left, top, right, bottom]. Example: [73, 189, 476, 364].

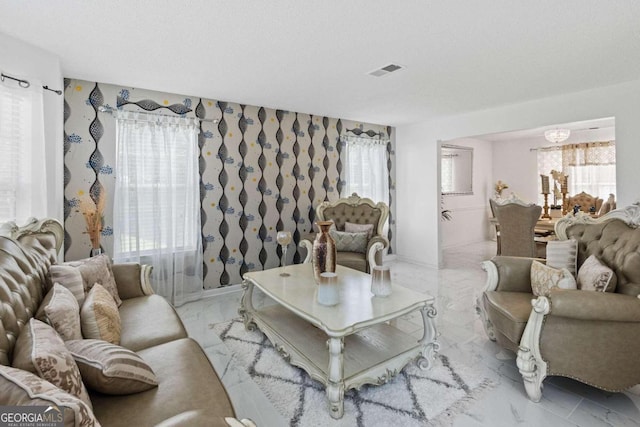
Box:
[239, 263, 439, 419]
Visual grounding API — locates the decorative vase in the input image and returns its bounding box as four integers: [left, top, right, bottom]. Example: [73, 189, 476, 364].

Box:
[317, 272, 339, 306]
[312, 221, 336, 283]
[371, 265, 392, 297]
[90, 247, 103, 257]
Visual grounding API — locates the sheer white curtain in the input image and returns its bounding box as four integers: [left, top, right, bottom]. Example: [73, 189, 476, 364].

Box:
[342, 136, 389, 205]
[0, 77, 46, 223]
[113, 111, 203, 306]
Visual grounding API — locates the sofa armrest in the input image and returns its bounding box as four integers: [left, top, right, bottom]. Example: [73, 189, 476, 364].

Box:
[548, 290, 640, 322]
[111, 263, 154, 299]
[482, 256, 539, 294]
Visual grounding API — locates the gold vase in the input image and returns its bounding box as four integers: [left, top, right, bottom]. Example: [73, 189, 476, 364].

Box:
[312, 221, 336, 282]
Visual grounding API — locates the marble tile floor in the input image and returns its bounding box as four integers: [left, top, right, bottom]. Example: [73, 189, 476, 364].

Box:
[177, 241, 640, 426]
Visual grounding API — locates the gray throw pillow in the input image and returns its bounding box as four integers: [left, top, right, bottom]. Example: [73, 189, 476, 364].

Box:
[330, 230, 368, 253]
[345, 222, 374, 239]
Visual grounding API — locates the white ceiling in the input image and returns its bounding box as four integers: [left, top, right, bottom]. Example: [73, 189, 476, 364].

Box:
[1, 1, 640, 126]
[472, 117, 615, 142]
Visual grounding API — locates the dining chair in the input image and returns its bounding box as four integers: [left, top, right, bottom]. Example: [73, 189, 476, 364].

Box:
[489, 199, 542, 258]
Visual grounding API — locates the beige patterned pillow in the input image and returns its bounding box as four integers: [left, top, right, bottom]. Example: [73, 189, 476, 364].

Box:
[11, 319, 92, 409]
[35, 283, 82, 341]
[49, 264, 86, 306]
[546, 238, 578, 277]
[0, 365, 99, 426]
[66, 339, 158, 395]
[577, 255, 617, 292]
[65, 254, 122, 307]
[530, 261, 577, 297]
[329, 230, 368, 253]
[345, 222, 374, 239]
[80, 284, 121, 345]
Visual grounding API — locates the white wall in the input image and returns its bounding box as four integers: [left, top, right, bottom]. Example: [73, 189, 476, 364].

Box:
[0, 32, 63, 223]
[396, 79, 640, 268]
[440, 138, 493, 248]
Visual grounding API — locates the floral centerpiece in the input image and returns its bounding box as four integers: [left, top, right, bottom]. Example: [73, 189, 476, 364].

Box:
[494, 180, 509, 198]
[79, 191, 105, 255]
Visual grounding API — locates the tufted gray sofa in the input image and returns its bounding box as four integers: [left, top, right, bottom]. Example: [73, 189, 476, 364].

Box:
[301, 193, 389, 273]
[0, 219, 253, 427]
[478, 205, 640, 402]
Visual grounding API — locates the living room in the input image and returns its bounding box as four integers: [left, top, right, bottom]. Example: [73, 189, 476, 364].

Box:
[2, 2, 640, 426]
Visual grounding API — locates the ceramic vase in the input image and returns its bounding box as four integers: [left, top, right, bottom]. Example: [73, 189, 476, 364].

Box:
[312, 221, 336, 283]
[371, 265, 392, 297]
[90, 247, 103, 257]
[317, 272, 339, 306]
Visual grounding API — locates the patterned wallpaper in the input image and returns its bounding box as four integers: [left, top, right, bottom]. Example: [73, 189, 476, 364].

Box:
[63, 79, 396, 288]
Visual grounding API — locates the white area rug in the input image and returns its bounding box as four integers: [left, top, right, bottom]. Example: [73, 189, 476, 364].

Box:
[212, 319, 494, 426]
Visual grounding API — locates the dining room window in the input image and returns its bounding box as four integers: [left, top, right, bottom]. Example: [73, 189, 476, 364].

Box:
[537, 141, 616, 206]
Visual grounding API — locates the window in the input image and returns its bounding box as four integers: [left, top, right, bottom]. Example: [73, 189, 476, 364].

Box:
[342, 136, 389, 205]
[537, 141, 616, 206]
[0, 80, 46, 222]
[113, 111, 203, 305]
[113, 112, 200, 255]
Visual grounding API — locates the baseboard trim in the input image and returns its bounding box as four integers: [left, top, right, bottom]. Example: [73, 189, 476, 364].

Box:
[201, 283, 243, 299]
[395, 255, 438, 269]
[383, 254, 398, 263]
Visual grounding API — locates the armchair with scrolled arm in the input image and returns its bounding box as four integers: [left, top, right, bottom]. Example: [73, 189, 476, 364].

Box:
[477, 205, 640, 402]
[299, 193, 389, 273]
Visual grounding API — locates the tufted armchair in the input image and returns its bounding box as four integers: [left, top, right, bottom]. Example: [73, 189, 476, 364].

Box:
[564, 191, 603, 215]
[477, 205, 640, 402]
[300, 193, 389, 273]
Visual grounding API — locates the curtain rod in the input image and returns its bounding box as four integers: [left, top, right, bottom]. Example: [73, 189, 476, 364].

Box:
[529, 140, 615, 152]
[98, 105, 219, 123]
[346, 127, 386, 139]
[0, 72, 62, 95]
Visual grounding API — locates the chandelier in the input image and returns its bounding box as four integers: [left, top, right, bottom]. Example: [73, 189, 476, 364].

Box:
[544, 128, 570, 143]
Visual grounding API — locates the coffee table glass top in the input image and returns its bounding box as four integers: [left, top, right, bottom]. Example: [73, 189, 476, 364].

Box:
[243, 263, 433, 336]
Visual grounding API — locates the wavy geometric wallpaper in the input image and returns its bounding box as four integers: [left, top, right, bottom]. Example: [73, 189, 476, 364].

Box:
[63, 79, 395, 288]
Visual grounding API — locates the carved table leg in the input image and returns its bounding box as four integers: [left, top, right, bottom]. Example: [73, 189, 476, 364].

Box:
[326, 337, 345, 419]
[238, 279, 256, 331]
[417, 304, 440, 370]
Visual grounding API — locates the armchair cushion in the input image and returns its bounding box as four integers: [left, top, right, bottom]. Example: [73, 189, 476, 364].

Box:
[345, 221, 374, 239]
[483, 291, 532, 346]
[330, 230, 368, 253]
[577, 255, 617, 292]
[335, 251, 367, 273]
[530, 261, 576, 297]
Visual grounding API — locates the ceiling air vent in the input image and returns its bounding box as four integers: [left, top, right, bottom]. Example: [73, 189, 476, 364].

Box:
[368, 63, 404, 77]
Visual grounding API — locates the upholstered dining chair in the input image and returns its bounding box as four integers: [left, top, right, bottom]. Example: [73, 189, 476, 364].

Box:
[489, 198, 542, 258]
[564, 191, 603, 215]
[300, 193, 389, 273]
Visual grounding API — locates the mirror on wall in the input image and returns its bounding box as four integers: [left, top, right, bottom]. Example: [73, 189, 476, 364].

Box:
[441, 144, 473, 195]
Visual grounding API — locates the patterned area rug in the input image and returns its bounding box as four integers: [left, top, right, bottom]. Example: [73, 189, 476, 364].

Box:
[212, 319, 494, 427]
